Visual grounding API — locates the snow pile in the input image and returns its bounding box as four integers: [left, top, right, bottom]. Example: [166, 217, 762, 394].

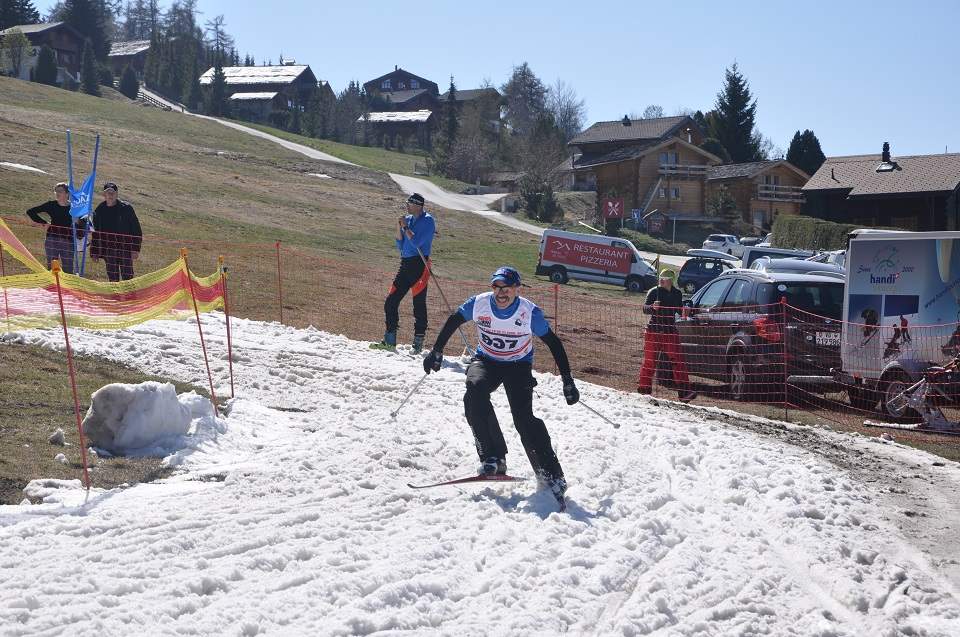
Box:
[81, 381, 214, 455]
[1, 316, 958, 635]
[0, 161, 48, 174]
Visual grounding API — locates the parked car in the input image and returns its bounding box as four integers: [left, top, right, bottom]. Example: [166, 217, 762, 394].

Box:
[757, 232, 774, 247]
[702, 234, 745, 257]
[677, 249, 739, 295]
[804, 250, 846, 270]
[739, 236, 763, 247]
[536, 229, 658, 292]
[751, 256, 845, 276]
[676, 269, 845, 401]
[741, 246, 816, 268]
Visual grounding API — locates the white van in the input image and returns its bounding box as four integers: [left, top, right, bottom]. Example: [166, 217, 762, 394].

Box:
[536, 229, 658, 292]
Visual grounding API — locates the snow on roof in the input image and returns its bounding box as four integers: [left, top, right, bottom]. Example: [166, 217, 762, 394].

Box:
[0, 21, 65, 36]
[229, 92, 279, 101]
[199, 65, 309, 86]
[109, 40, 151, 57]
[360, 110, 433, 123]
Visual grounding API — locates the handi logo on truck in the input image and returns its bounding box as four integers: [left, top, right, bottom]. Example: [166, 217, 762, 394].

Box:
[544, 238, 632, 274]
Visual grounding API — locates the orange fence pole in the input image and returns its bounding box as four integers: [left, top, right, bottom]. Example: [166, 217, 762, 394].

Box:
[275, 240, 284, 325]
[51, 259, 92, 490]
[219, 255, 234, 399]
[181, 248, 219, 416]
[782, 296, 789, 421]
[0, 240, 9, 333]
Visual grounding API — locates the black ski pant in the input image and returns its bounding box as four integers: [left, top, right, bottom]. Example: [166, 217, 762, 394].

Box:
[104, 251, 135, 282]
[463, 357, 564, 483]
[384, 256, 429, 335]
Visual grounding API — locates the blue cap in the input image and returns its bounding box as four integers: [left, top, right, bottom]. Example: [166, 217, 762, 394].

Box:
[490, 266, 521, 286]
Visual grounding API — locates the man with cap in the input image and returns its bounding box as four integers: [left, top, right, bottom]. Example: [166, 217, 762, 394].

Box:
[373, 192, 435, 352]
[25, 182, 86, 274]
[89, 182, 142, 282]
[638, 268, 697, 402]
[422, 266, 579, 508]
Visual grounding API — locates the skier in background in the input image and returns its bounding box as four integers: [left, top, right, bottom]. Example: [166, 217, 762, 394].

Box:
[421, 266, 579, 507]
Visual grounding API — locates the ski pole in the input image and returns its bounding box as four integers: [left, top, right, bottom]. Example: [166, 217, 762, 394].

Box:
[402, 209, 473, 355]
[391, 372, 429, 419]
[579, 399, 621, 429]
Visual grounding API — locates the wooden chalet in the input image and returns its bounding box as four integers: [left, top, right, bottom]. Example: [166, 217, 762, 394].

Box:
[706, 160, 809, 231]
[199, 63, 319, 109]
[0, 22, 83, 85]
[229, 91, 287, 124]
[359, 110, 435, 150]
[108, 39, 151, 77]
[364, 66, 439, 111]
[801, 143, 960, 231]
[568, 115, 718, 218]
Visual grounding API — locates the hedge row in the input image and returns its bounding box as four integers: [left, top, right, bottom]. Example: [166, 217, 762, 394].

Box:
[771, 216, 861, 251]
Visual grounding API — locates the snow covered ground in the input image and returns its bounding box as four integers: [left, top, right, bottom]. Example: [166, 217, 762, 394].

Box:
[1, 315, 959, 636]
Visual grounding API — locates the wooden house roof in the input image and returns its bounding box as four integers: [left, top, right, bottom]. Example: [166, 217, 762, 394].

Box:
[802, 153, 960, 197]
[569, 115, 696, 146]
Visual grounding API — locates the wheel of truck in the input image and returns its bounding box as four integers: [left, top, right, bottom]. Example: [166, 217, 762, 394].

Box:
[625, 276, 644, 293]
[878, 369, 921, 423]
[847, 385, 879, 412]
[549, 266, 569, 284]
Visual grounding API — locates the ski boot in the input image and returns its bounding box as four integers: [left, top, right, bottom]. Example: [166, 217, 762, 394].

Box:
[541, 475, 567, 511]
[480, 457, 507, 476]
[370, 331, 397, 351]
[412, 334, 425, 354]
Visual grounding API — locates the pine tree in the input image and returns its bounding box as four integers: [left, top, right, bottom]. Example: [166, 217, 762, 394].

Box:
[204, 52, 230, 116]
[62, 0, 111, 60]
[786, 129, 826, 176]
[81, 38, 100, 95]
[33, 43, 58, 84]
[0, 0, 41, 30]
[709, 63, 762, 163]
[444, 75, 459, 151]
[501, 62, 547, 136]
[118, 63, 138, 98]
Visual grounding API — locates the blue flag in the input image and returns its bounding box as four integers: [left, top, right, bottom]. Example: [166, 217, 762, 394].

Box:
[69, 172, 95, 219]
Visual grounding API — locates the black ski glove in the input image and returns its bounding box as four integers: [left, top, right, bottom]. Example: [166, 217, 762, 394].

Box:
[423, 350, 442, 374]
[562, 374, 579, 405]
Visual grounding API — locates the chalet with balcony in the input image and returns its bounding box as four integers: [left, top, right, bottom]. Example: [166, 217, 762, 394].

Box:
[801, 143, 960, 231]
[706, 160, 809, 231]
[0, 22, 82, 85]
[358, 109, 435, 150]
[568, 115, 718, 217]
[364, 66, 439, 111]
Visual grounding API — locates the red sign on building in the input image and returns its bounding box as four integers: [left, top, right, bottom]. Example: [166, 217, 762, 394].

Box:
[602, 197, 624, 220]
[543, 237, 632, 274]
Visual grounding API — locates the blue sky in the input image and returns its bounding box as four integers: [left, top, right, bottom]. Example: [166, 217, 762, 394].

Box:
[40, 0, 959, 156]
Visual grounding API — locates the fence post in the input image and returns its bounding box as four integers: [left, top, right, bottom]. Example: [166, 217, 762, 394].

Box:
[553, 283, 560, 331]
[51, 259, 91, 490]
[0, 240, 9, 333]
[275, 240, 284, 325]
[182, 248, 219, 416]
[219, 255, 234, 399]
[781, 296, 788, 422]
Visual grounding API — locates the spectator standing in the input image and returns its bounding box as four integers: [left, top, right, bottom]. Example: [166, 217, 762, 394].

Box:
[90, 182, 142, 282]
[25, 182, 85, 274]
[637, 269, 697, 402]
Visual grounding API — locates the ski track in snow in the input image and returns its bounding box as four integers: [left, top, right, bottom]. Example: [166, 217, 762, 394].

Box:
[1, 314, 958, 636]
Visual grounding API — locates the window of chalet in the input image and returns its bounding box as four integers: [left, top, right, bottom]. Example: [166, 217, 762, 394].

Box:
[659, 151, 679, 165]
[658, 187, 667, 198]
[672, 187, 680, 199]
[382, 79, 392, 89]
[658, 187, 681, 199]
[410, 79, 419, 89]
[398, 81, 406, 89]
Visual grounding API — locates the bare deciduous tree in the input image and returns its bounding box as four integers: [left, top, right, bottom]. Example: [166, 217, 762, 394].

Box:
[547, 79, 586, 143]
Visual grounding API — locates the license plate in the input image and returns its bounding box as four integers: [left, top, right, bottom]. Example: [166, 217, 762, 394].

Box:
[816, 331, 841, 346]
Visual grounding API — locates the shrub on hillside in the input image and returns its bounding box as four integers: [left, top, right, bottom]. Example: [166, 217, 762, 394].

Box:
[520, 175, 561, 223]
[118, 66, 139, 100]
[34, 45, 58, 86]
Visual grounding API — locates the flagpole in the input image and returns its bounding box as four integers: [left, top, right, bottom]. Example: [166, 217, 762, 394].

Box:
[67, 130, 77, 273]
[78, 134, 99, 277]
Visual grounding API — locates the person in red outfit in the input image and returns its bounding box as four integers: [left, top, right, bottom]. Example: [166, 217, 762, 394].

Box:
[637, 269, 696, 402]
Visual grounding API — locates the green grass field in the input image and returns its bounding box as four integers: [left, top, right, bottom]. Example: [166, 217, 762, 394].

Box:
[242, 122, 473, 193]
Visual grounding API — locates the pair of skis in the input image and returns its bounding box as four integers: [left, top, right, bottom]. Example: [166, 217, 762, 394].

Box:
[408, 473, 566, 512]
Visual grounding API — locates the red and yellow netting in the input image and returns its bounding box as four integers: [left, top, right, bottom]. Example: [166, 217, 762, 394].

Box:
[0, 219, 224, 331]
